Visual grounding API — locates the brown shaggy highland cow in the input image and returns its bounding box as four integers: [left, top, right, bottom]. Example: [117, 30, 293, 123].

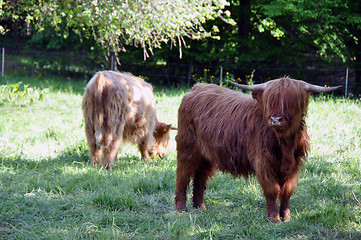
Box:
[82, 71, 174, 170]
[175, 77, 341, 222]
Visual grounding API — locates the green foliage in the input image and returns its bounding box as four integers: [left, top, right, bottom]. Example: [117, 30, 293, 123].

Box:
[2, 0, 361, 89]
[22, 0, 230, 59]
[27, 28, 69, 50]
[0, 82, 47, 105]
[162, 0, 360, 82]
[255, 0, 361, 65]
[0, 75, 360, 239]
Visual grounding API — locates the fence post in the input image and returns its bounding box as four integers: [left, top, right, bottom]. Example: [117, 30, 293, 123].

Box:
[345, 67, 349, 98]
[1, 47, 4, 77]
[220, 66, 223, 85]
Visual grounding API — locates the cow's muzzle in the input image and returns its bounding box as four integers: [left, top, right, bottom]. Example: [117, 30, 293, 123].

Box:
[270, 116, 283, 127]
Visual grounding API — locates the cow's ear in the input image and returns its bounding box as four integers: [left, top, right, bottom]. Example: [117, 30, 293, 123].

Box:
[162, 124, 172, 134]
[163, 125, 170, 133]
[252, 89, 263, 103]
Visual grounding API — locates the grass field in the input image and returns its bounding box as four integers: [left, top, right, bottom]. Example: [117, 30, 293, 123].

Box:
[0, 74, 360, 239]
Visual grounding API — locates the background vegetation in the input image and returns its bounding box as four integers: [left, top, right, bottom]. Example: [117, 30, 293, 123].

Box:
[1, 0, 361, 93]
[0, 75, 360, 239]
[0, 1, 361, 239]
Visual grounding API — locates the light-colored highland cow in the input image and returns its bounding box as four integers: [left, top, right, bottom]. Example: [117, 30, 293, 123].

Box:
[175, 77, 341, 222]
[82, 70, 174, 170]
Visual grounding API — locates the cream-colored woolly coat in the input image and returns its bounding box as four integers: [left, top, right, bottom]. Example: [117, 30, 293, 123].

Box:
[82, 71, 171, 170]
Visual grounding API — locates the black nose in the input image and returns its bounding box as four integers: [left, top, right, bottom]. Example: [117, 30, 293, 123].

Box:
[270, 116, 283, 126]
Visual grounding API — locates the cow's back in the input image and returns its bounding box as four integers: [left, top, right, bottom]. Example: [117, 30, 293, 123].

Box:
[84, 71, 157, 144]
[105, 71, 157, 144]
[176, 83, 259, 176]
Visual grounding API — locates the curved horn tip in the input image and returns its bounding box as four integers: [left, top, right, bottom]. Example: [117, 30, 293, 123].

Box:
[227, 80, 242, 85]
[331, 85, 343, 91]
[227, 80, 266, 91]
[305, 84, 343, 93]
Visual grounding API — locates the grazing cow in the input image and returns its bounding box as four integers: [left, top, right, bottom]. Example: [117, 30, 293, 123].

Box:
[82, 70, 174, 170]
[175, 77, 341, 222]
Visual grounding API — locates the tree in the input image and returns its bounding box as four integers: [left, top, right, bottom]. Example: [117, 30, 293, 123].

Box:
[0, 0, 230, 61]
[256, 0, 361, 91]
[181, 0, 361, 83]
[0, 0, 36, 38]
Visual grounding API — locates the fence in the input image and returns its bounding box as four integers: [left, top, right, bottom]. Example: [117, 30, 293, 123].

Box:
[1, 47, 360, 97]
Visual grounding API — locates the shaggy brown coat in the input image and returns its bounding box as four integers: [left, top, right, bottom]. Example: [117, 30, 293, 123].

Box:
[175, 78, 340, 222]
[82, 70, 172, 170]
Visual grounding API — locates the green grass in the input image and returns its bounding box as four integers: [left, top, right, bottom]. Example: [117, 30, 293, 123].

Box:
[0, 75, 360, 239]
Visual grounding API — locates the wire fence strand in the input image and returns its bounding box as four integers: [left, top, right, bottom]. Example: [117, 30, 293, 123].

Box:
[1, 47, 360, 97]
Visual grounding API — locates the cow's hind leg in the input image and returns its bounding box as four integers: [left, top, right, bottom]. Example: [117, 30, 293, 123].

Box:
[103, 138, 122, 170]
[91, 145, 102, 167]
[175, 153, 193, 211]
[103, 124, 124, 171]
[192, 159, 215, 209]
[85, 123, 102, 166]
[279, 174, 298, 221]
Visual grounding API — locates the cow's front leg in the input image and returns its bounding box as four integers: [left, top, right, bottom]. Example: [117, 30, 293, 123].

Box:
[279, 174, 299, 221]
[265, 193, 281, 223]
[257, 173, 281, 222]
[139, 135, 155, 161]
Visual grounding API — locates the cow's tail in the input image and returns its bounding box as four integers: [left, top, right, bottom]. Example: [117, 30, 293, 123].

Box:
[93, 71, 109, 146]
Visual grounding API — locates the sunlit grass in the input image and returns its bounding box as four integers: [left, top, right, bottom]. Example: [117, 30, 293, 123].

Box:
[0, 75, 360, 239]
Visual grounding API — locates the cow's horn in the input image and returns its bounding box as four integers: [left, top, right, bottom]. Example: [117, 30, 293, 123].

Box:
[304, 83, 342, 93]
[170, 126, 178, 130]
[227, 80, 266, 91]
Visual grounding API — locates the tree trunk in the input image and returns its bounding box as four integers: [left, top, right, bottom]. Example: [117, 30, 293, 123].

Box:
[347, 28, 361, 95]
[11, 20, 19, 42]
[236, 0, 251, 37]
[109, 52, 118, 71]
[354, 52, 361, 95]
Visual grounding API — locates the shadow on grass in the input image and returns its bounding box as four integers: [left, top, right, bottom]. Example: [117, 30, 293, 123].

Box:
[0, 149, 360, 239]
[0, 145, 177, 206]
[0, 146, 179, 237]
